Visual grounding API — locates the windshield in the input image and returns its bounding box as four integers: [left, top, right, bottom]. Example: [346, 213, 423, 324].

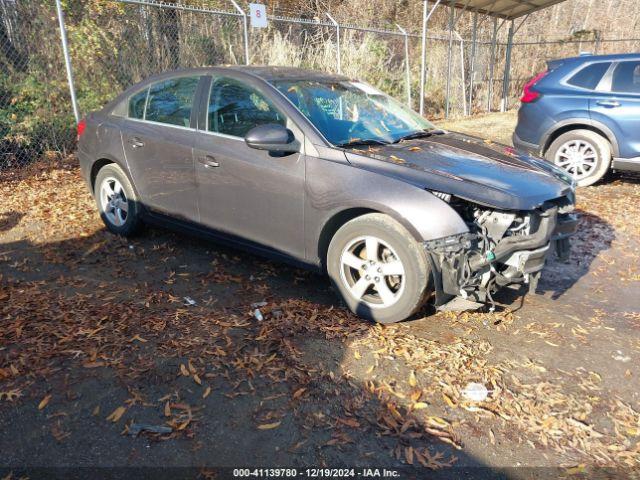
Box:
[272, 79, 436, 146]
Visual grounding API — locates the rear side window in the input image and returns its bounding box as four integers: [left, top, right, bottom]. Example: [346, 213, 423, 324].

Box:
[145, 76, 200, 127]
[611, 61, 640, 94]
[128, 88, 148, 119]
[567, 62, 611, 90]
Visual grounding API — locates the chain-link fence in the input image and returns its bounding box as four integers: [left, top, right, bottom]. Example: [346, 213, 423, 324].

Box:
[2, 0, 640, 172]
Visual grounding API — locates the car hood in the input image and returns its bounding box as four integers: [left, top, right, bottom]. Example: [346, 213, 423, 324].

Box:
[343, 131, 575, 210]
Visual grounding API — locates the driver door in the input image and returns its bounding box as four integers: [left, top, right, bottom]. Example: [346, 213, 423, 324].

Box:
[194, 76, 306, 260]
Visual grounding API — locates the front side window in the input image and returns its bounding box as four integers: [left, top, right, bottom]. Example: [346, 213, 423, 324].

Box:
[272, 80, 435, 146]
[144, 76, 200, 127]
[208, 77, 286, 137]
[611, 61, 640, 94]
[128, 88, 148, 119]
[567, 62, 611, 90]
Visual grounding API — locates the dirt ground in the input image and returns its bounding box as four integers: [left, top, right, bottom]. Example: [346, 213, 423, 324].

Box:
[1, 112, 639, 479]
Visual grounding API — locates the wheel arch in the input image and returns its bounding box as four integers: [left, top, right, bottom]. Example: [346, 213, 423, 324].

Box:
[90, 156, 136, 195]
[317, 206, 423, 272]
[542, 120, 619, 157]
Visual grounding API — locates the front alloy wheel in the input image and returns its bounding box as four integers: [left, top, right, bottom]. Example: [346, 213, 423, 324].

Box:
[327, 213, 432, 324]
[339, 235, 405, 309]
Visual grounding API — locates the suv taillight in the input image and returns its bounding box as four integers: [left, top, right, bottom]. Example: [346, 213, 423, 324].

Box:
[77, 118, 86, 140]
[520, 71, 548, 103]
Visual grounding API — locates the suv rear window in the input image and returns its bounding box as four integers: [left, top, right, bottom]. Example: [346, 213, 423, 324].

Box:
[567, 62, 611, 90]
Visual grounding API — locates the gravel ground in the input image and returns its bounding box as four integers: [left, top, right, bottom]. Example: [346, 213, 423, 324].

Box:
[1, 113, 639, 479]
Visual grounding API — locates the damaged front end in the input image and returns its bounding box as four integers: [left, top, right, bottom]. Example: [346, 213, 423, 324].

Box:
[425, 195, 578, 309]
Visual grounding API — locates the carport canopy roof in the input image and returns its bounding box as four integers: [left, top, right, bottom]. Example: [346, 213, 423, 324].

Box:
[440, 0, 569, 19]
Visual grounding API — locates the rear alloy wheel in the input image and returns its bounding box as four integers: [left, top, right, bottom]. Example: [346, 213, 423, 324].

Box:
[327, 213, 432, 324]
[546, 129, 611, 187]
[94, 163, 142, 236]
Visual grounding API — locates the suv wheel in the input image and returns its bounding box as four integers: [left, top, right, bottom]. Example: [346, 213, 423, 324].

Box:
[94, 163, 142, 236]
[546, 129, 611, 187]
[327, 213, 432, 324]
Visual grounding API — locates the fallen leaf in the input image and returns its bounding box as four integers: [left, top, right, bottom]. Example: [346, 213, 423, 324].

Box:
[413, 402, 429, 410]
[193, 373, 202, 385]
[38, 394, 52, 410]
[180, 364, 189, 376]
[203, 386, 211, 399]
[106, 406, 126, 423]
[409, 370, 417, 387]
[257, 421, 281, 430]
[164, 401, 171, 417]
[292, 387, 306, 400]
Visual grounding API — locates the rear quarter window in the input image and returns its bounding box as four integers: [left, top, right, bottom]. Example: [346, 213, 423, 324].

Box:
[128, 88, 148, 119]
[566, 62, 611, 90]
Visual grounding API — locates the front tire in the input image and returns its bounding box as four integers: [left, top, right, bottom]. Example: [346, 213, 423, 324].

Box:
[94, 163, 142, 236]
[545, 129, 611, 187]
[327, 213, 432, 324]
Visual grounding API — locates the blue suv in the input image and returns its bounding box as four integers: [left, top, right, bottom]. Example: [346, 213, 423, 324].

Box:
[514, 53, 640, 186]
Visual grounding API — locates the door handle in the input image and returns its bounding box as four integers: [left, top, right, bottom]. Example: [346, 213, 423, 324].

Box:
[128, 137, 145, 148]
[198, 155, 220, 168]
[596, 100, 620, 108]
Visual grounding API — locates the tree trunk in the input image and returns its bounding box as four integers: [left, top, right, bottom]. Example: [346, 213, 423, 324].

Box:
[0, 8, 27, 72]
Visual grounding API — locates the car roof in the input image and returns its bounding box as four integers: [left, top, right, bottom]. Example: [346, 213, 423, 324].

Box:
[557, 52, 640, 64]
[137, 65, 351, 84]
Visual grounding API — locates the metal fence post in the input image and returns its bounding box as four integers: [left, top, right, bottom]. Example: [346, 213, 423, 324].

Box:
[419, 0, 441, 116]
[454, 31, 467, 117]
[501, 20, 515, 112]
[326, 13, 341, 74]
[487, 16, 498, 112]
[468, 11, 478, 115]
[230, 0, 249, 65]
[55, 0, 79, 123]
[396, 24, 411, 108]
[419, 1, 428, 115]
[445, 4, 454, 118]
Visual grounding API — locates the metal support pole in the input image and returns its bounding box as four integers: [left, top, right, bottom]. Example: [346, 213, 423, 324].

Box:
[419, 0, 441, 116]
[445, 4, 454, 118]
[55, 0, 79, 123]
[501, 20, 515, 112]
[487, 16, 498, 112]
[454, 31, 467, 117]
[468, 11, 478, 116]
[230, 0, 249, 65]
[397, 24, 411, 108]
[327, 13, 341, 74]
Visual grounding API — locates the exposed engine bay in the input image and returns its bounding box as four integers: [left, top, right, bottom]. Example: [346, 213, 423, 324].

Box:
[424, 195, 578, 310]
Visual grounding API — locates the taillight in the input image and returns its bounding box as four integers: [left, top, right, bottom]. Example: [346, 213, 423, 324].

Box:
[77, 118, 87, 140]
[520, 71, 548, 103]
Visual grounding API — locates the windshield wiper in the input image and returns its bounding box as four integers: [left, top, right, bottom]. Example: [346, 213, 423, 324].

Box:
[336, 139, 391, 148]
[393, 129, 445, 143]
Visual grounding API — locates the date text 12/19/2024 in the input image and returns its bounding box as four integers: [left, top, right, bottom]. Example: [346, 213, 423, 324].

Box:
[233, 468, 400, 478]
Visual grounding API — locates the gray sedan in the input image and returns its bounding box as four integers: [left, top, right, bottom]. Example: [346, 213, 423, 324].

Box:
[77, 66, 578, 323]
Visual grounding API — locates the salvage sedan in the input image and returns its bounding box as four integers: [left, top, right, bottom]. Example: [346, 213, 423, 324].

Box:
[77, 66, 578, 323]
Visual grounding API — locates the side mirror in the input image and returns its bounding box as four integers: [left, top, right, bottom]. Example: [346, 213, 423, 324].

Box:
[244, 124, 300, 153]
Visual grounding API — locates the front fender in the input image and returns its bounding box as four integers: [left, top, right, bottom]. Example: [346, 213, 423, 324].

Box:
[304, 155, 469, 265]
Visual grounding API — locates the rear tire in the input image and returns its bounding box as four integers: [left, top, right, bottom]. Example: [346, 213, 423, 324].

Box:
[94, 163, 142, 236]
[327, 213, 432, 324]
[545, 129, 611, 187]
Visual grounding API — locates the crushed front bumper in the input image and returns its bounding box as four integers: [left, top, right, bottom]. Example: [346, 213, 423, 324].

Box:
[424, 208, 578, 306]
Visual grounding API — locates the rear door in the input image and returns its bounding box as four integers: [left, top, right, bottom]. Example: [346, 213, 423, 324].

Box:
[121, 75, 202, 221]
[193, 75, 306, 259]
[589, 60, 640, 159]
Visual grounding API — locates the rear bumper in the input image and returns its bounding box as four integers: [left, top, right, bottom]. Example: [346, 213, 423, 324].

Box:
[512, 132, 541, 156]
